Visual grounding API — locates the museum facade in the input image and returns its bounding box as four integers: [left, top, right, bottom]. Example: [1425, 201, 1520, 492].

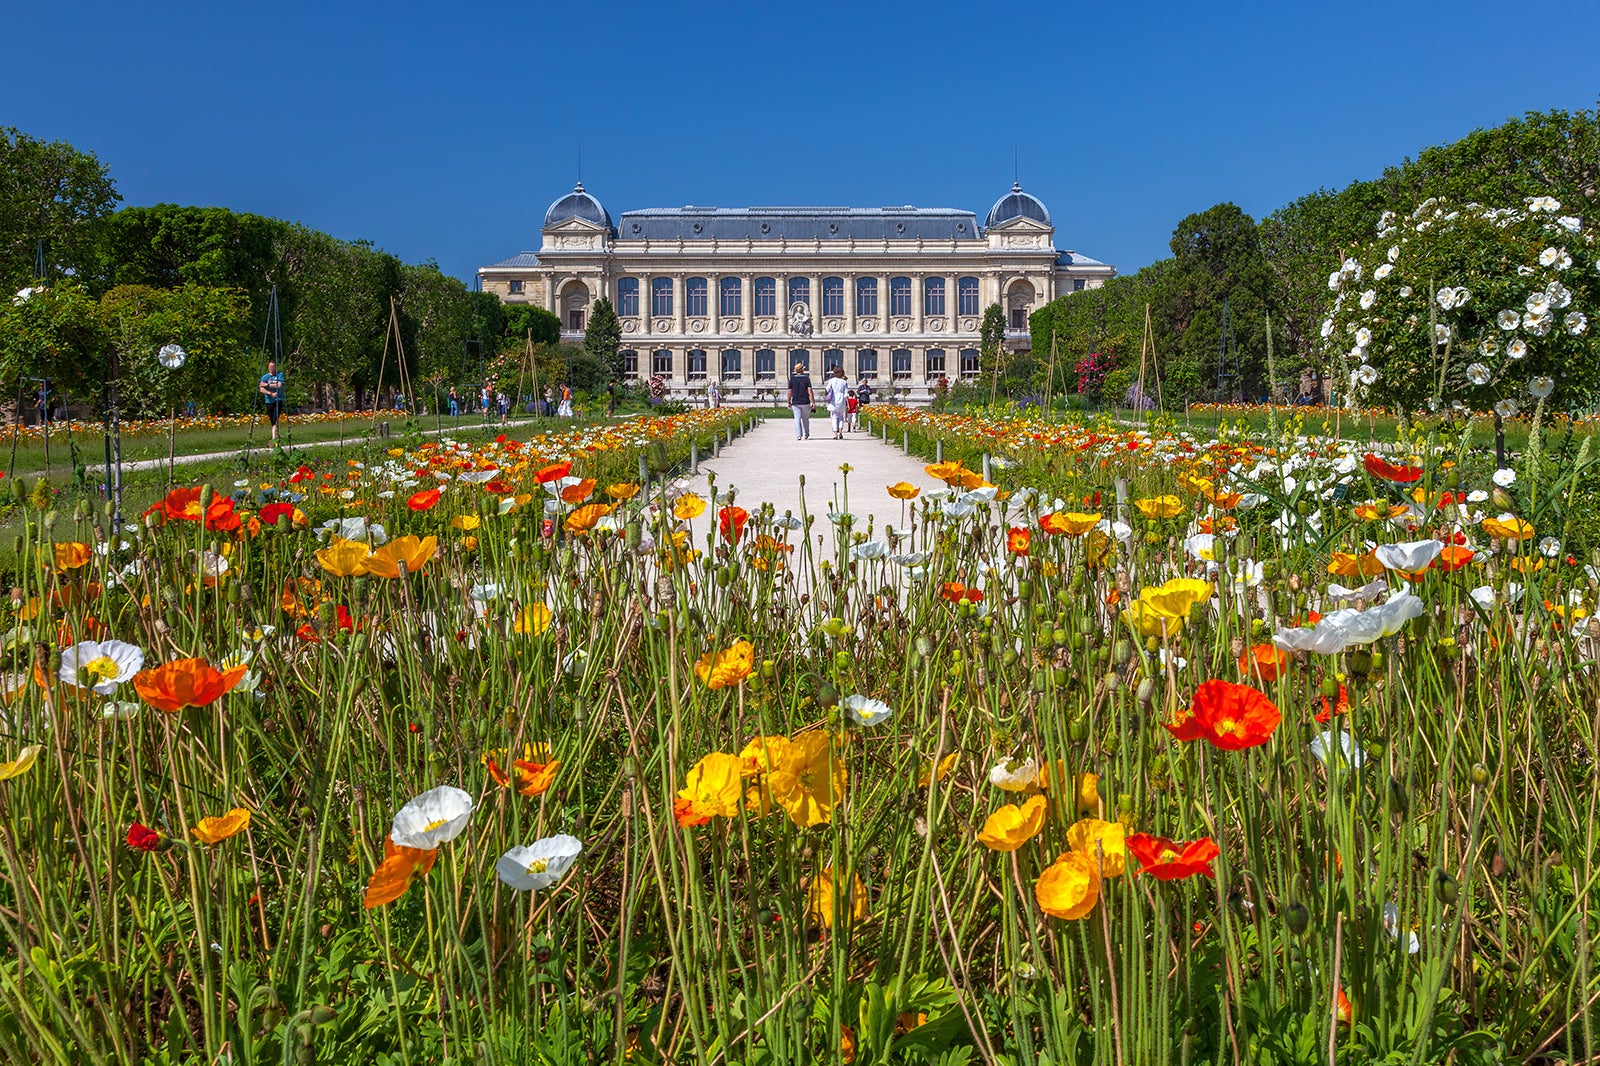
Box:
[477, 182, 1114, 402]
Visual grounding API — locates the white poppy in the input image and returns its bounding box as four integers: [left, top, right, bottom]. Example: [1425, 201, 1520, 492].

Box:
[850, 541, 888, 561]
[960, 486, 998, 505]
[1183, 533, 1216, 562]
[1539, 247, 1560, 267]
[1355, 364, 1379, 386]
[1528, 376, 1555, 399]
[318, 517, 387, 545]
[1354, 327, 1372, 348]
[496, 835, 583, 891]
[1231, 559, 1265, 591]
[459, 468, 501, 484]
[988, 756, 1039, 792]
[1538, 536, 1562, 559]
[891, 551, 928, 567]
[1310, 729, 1366, 769]
[1506, 338, 1528, 360]
[1526, 291, 1551, 316]
[842, 694, 894, 727]
[941, 501, 975, 519]
[1384, 903, 1421, 954]
[1494, 399, 1520, 418]
[1491, 468, 1516, 488]
[1524, 312, 1552, 337]
[1466, 490, 1488, 503]
[1468, 586, 1496, 608]
[101, 701, 140, 721]
[1326, 578, 1388, 603]
[1374, 540, 1442, 572]
[390, 786, 474, 849]
[59, 640, 145, 695]
[1435, 287, 1457, 310]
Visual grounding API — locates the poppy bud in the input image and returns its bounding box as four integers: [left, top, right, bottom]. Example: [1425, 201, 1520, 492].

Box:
[1433, 869, 1459, 905]
[1470, 762, 1490, 786]
[1285, 901, 1310, 935]
[199, 484, 214, 511]
[534, 946, 551, 964]
[42, 510, 57, 531]
[1068, 715, 1088, 742]
[1387, 775, 1408, 814]
[74, 499, 91, 522]
[1320, 676, 1340, 700]
[10, 536, 20, 558]
[1113, 640, 1132, 666]
[1017, 580, 1033, 599]
[914, 636, 933, 658]
[816, 683, 838, 709]
[760, 659, 776, 679]
[308, 1005, 337, 1026]
[1135, 677, 1155, 705]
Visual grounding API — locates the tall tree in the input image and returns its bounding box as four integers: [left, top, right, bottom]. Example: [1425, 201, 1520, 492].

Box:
[583, 297, 622, 382]
[501, 303, 560, 346]
[99, 283, 255, 418]
[0, 128, 119, 290]
[0, 280, 109, 398]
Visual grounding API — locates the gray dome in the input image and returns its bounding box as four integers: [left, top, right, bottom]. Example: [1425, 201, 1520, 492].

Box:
[985, 182, 1051, 228]
[543, 182, 613, 232]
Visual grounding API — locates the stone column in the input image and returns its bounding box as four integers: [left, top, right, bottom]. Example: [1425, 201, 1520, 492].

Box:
[912, 272, 924, 335]
[673, 273, 686, 337]
[845, 273, 857, 335]
[709, 273, 720, 335]
[742, 274, 754, 334]
[946, 274, 958, 332]
[879, 273, 890, 325]
[639, 274, 650, 337]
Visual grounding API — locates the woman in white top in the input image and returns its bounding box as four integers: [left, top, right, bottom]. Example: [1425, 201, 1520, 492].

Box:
[823, 366, 852, 439]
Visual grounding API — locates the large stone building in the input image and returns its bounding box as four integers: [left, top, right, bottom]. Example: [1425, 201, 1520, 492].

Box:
[478, 182, 1114, 401]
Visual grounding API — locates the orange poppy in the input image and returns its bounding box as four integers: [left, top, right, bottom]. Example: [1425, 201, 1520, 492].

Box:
[718, 506, 749, 545]
[363, 834, 439, 908]
[1432, 545, 1475, 571]
[560, 479, 597, 504]
[1315, 683, 1349, 724]
[1006, 528, 1030, 556]
[132, 658, 249, 713]
[1363, 453, 1423, 484]
[407, 488, 441, 511]
[535, 461, 573, 484]
[361, 535, 437, 578]
[1186, 680, 1281, 751]
[487, 757, 560, 797]
[1237, 643, 1289, 683]
[564, 503, 614, 534]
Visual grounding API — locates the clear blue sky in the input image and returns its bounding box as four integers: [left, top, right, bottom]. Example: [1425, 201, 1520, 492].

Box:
[5, 1, 1597, 285]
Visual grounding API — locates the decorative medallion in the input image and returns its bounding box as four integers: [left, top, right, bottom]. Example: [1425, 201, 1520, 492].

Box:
[860, 320, 876, 332]
[654, 318, 672, 333]
[895, 319, 909, 333]
[690, 320, 704, 333]
[622, 320, 635, 333]
[961, 319, 977, 332]
[759, 320, 773, 333]
[929, 320, 944, 332]
[826, 319, 843, 333]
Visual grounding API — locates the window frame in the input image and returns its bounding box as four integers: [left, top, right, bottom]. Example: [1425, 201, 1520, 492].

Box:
[822, 348, 844, 376]
[855, 277, 878, 317]
[786, 277, 810, 312]
[508, 279, 524, 295]
[651, 278, 674, 318]
[719, 277, 742, 317]
[923, 277, 945, 318]
[821, 276, 844, 317]
[621, 349, 639, 379]
[889, 277, 912, 317]
[924, 348, 945, 379]
[651, 349, 673, 377]
[959, 348, 981, 378]
[720, 348, 742, 381]
[687, 348, 708, 381]
[754, 277, 777, 317]
[856, 348, 879, 380]
[957, 276, 979, 316]
[685, 277, 708, 318]
[755, 348, 777, 381]
[617, 278, 639, 317]
[789, 348, 811, 373]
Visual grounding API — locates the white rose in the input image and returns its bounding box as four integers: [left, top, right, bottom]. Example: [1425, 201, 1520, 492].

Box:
[1497, 309, 1520, 330]
[1507, 338, 1528, 360]
[1359, 289, 1376, 310]
[1539, 247, 1560, 267]
[1466, 363, 1491, 385]
[1565, 311, 1588, 335]
[1374, 262, 1394, 281]
[1320, 318, 1334, 338]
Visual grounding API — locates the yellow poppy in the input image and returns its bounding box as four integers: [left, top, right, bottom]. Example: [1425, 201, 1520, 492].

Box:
[451, 514, 482, 531]
[315, 537, 371, 578]
[1065, 818, 1127, 877]
[190, 808, 251, 845]
[807, 866, 869, 929]
[1133, 495, 1185, 519]
[923, 461, 967, 484]
[1354, 501, 1409, 521]
[977, 794, 1048, 852]
[514, 603, 553, 635]
[1123, 599, 1183, 639]
[1035, 850, 1101, 920]
[887, 482, 921, 500]
[0, 744, 41, 781]
[1481, 515, 1534, 541]
[762, 732, 846, 828]
[1138, 578, 1213, 619]
[605, 482, 641, 501]
[1327, 550, 1384, 578]
[1058, 512, 1102, 536]
[673, 493, 707, 520]
[693, 640, 754, 689]
[361, 535, 437, 578]
[674, 752, 745, 825]
[51, 542, 94, 573]
[1074, 772, 1101, 816]
[917, 751, 959, 787]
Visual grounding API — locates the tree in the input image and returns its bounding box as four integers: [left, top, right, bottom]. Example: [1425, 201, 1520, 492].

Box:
[0, 128, 119, 291]
[400, 261, 478, 398]
[99, 284, 255, 418]
[980, 302, 1005, 375]
[501, 303, 560, 346]
[583, 297, 622, 382]
[0, 280, 109, 398]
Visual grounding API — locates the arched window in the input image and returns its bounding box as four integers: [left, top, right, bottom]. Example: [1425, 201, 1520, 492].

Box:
[790, 349, 811, 373]
[856, 277, 878, 317]
[821, 277, 844, 317]
[959, 348, 981, 378]
[822, 348, 844, 375]
[687, 349, 707, 380]
[755, 348, 777, 381]
[924, 349, 945, 378]
[754, 277, 777, 317]
[621, 349, 639, 379]
[617, 278, 640, 317]
[721, 349, 742, 381]
[892, 348, 912, 379]
[787, 277, 810, 311]
[651, 349, 673, 377]
[923, 277, 945, 317]
[685, 278, 708, 318]
[957, 276, 979, 316]
[720, 277, 742, 317]
[889, 277, 912, 317]
[855, 349, 878, 379]
[651, 278, 673, 318]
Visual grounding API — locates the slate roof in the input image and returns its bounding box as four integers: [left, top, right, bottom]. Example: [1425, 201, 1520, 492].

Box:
[483, 253, 540, 269]
[1056, 251, 1109, 268]
[544, 183, 614, 232]
[986, 183, 1051, 228]
[613, 207, 982, 243]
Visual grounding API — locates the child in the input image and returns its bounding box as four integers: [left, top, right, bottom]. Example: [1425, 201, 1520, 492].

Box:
[846, 392, 859, 432]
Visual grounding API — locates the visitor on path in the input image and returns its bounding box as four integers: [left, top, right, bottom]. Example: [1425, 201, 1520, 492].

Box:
[558, 383, 573, 418]
[856, 379, 872, 408]
[787, 362, 814, 441]
[846, 392, 859, 432]
[259, 360, 285, 441]
[708, 381, 722, 409]
[824, 366, 851, 439]
[544, 386, 555, 417]
[448, 388, 460, 417]
[606, 380, 617, 418]
[498, 391, 509, 421]
[480, 386, 492, 418]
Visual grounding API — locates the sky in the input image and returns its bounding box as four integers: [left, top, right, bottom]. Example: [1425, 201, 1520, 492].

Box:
[4, 1, 1597, 286]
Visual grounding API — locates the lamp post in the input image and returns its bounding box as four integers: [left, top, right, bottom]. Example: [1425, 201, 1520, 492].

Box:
[158, 344, 187, 486]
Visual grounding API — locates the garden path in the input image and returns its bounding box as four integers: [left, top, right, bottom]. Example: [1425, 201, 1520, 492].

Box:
[673, 413, 945, 537]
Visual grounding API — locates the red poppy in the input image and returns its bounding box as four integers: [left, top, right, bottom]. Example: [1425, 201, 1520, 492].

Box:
[407, 488, 441, 511]
[1038, 513, 1069, 536]
[1126, 833, 1220, 880]
[336, 605, 358, 632]
[288, 465, 314, 483]
[484, 479, 515, 496]
[1006, 528, 1030, 556]
[1315, 683, 1349, 724]
[295, 623, 320, 643]
[1186, 680, 1281, 751]
[127, 823, 162, 852]
[132, 658, 250, 713]
[940, 582, 983, 604]
[1237, 643, 1289, 683]
[535, 461, 573, 484]
[718, 506, 750, 545]
[1432, 545, 1475, 571]
[1363, 453, 1424, 484]
[1162, 705, 1206, 742]
[259, 502, 296, 526]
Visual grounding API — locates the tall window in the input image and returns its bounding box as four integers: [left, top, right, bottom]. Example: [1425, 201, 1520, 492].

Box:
[892, 348, 913, 379]
[957, 276, 979, 316]
[890, 277, 912, 317]
[1010, 306, 1026, 329]
[568, 309, 585, 331]
[822, 348, 844, 375]
[1073, 278, 1086, 292]
[755, 348, 777, 381]
[721, 349, 742, 380]
[923, 277, 945, 317]
[821, 277, 844, 317]
[786, 277, 810, 311]
[856, 349, 878, 379]
[856, 277, 878, 317]
[754, 277, 777, 317]
[720, 277, 742, 317]
[618, 278, 639, 317]
[508, 280, 524, 295]
[925, 348, 945, 378]
[790, 349, 810, 372]
[687, 349, 707, 380]
[621, 349, 639, 379]
[685, 277, 708, 317]
[959, 348, 981, 378]
[651, 278, 673, 318]
[651, 349, 673, 377]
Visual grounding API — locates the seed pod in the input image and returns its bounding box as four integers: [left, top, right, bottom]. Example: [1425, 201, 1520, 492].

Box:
[199, 484, 214, 511]
[1285, 901, 1310, 935]
[1135, 677, 1155, 705]
[1433, 869, 1459, 905]
[42, 510, 57, 531]
[914, 635, 933, 658]
[1113, 639, 1132, 666]
[1320, 676, 1339, 699]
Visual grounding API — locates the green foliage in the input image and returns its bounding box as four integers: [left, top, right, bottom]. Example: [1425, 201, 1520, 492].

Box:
[99, 283, 255, 418]
[501, 302, 561, 346]
[583, 296, 622, 381]
[980, 302, 1006, 356]
[0, 127, 119, 290]
[0, 280, 108, 393]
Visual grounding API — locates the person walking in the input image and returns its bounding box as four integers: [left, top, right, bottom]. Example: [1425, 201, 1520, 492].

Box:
[787, 362, 814, 441]
[259, 360, 286, 441]
[823, 366, 851, 439]
[558, 383, 573, 418]
[605, 380, 617, 418]
[448, 387, 460, 418]
[708, 380, 722, 409]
